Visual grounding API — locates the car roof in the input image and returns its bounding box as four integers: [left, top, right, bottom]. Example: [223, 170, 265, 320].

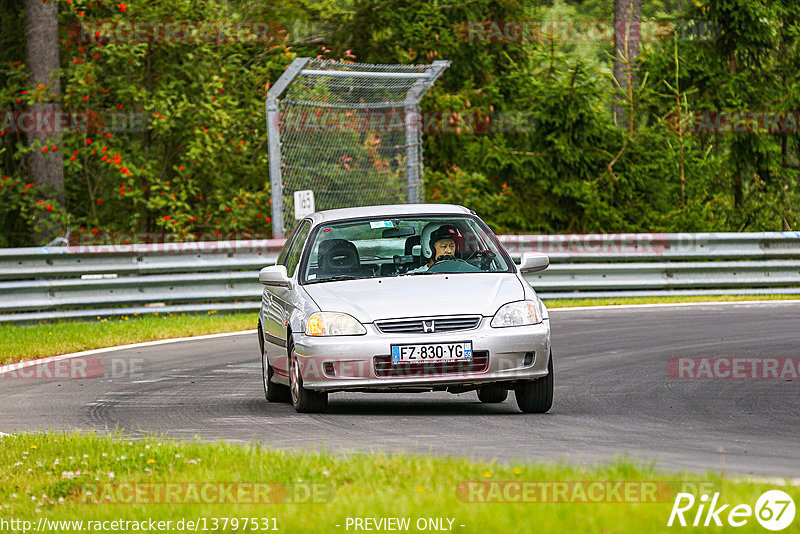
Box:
[307, 204, 473, 225]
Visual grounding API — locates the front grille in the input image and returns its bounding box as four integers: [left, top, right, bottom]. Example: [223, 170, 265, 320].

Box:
[375, 315, 481, 334]
[374, 351, 489, 378]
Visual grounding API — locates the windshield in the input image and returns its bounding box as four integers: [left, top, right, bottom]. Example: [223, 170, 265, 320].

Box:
[300, 215, 513, 284]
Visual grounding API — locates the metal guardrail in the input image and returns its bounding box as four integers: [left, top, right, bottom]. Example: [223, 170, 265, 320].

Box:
[1, 232, 799, 322]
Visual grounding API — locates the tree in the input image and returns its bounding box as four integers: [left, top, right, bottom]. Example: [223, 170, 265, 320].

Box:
[24, 0, 64, 242]
[613, 0, 641, 131]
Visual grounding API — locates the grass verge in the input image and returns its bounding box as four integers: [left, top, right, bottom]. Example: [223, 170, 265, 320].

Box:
[0, 312, 256, 366]
[0, 432, 793, 533]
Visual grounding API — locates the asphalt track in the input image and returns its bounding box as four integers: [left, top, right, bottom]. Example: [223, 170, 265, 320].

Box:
[1, 302, 799, 477]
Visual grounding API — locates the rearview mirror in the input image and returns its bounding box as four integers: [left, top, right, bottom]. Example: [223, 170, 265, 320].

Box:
[259, 265, 291, 287]
[519, 252, 549, 274]
[382, 226, 416, 238]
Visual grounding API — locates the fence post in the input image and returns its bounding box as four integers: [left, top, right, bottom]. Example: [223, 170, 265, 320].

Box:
[266, 58, 310, 238]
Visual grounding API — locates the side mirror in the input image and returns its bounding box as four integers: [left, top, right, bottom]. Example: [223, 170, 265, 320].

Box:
[519, 252, 549, 274]
[259, 265, 291, 287]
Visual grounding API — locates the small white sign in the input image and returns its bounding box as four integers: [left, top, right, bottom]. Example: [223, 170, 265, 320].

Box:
[294, 190, 315, 220]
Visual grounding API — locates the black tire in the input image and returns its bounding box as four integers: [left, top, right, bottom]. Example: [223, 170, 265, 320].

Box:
[477, 384, 508, 403]
[289, 343, 328, 413]
[514, 351, 554, 413]
[261, 332, 291, 403]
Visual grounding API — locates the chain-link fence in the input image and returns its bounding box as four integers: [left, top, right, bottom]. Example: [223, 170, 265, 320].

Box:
[266, 58, 449, 237]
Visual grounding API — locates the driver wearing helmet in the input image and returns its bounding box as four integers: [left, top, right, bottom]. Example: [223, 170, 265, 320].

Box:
[408, 224, 461, 273]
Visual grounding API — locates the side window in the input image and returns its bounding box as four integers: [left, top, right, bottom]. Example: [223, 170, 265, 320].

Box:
[276, 238, 292, 266]
[284, 221, 311, 277]
[275, 221, 302, 265]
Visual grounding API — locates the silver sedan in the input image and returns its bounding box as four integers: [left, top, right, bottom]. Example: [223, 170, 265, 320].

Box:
[257, 204, 552, 413]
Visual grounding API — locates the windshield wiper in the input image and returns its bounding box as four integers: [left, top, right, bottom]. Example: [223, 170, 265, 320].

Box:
[305, 274, 360, 284]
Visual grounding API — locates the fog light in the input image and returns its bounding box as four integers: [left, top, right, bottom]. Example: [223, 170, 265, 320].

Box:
[523, 352, 535, 366]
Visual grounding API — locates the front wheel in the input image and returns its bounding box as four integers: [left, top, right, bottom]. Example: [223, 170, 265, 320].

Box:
[477, 385, 508, 403]
[289, 345, 328, 413]
[514, 351, 553, 413]
[262, 340, 290, 403]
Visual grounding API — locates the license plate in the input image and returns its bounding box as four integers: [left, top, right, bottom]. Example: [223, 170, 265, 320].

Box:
[391, 341, 473, 364]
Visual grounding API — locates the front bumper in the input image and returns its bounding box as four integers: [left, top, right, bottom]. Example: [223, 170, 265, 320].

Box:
[291, 318, 551, 391]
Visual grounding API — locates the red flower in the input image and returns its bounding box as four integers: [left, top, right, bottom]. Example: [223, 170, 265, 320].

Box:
[41, 146, 48, 153]
[97, 198, 103, 205]
[178, 166, 184, 171]
[85, 138, 92, 144]
[37, 200, 43, 205]
[118, 3, 127, 12]
[163, 216, 171, 221]
[45, 205, 52, 212]
[265, 217, 272, 223]
[22, 90, 28, 95]
[91, 228, 99, 234]
[51, 146, 58, 151]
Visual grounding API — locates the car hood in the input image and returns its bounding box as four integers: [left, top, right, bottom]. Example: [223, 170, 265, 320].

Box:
[302, 273, 524, 323]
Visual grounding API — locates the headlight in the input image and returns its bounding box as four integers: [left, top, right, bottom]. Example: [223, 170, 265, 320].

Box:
[490, 300, 542, 327]
[305, 312, 366, 336]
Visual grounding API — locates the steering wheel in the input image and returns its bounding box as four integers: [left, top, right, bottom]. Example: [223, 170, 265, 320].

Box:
[464, 250, 496, 270]
[432, 254, 464, 264]
[427, 256, 482, 273]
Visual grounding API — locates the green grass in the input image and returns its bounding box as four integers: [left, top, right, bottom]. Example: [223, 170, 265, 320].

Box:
[0, 432, 793, 534]
[0, 312, 256, 366]
[2, 295, 798, 365]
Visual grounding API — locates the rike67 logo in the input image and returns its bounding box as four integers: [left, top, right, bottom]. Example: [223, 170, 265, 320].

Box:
[668, 490, 795, 531]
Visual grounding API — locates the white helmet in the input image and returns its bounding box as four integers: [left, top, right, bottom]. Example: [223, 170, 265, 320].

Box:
[420, 223, 462, 259]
